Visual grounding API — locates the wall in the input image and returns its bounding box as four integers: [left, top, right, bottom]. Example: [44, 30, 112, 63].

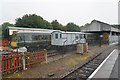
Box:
[109, 32, 119, 43]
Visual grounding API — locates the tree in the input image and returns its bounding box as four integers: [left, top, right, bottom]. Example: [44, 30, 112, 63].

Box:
[2, 22, 14, 30]
[1, 22, 14, 39]
[66, 23, 80, 32]
[51, 20, 63, 30]
[43, 20, 53, 29]
[15, 14, 53, 29]
[0, 25, 2, 40]
[61, 26, 67, 31]
[111, 24, 120, 29]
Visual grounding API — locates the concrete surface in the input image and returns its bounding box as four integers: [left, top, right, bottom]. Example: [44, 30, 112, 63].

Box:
[88, 49, 118, 79]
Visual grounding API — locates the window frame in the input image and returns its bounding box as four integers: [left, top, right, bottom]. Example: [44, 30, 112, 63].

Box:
[60, 34, 62, 38]
[55, 34, 58, 39]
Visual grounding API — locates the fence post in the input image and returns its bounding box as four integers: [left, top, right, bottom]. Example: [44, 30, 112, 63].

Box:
[45, 49, 47, 64]
[22, 52, 26, 70]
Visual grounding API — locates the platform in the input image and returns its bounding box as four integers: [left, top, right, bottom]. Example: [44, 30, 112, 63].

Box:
[88, 49, 119, 79]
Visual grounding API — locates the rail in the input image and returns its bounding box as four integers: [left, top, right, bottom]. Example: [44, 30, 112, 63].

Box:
[60, 45, 116, 79]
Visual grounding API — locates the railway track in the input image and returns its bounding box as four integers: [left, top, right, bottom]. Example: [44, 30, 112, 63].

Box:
[60, 45, 117, 80]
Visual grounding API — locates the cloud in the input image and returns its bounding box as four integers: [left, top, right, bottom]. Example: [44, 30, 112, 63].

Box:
[1, 0, 118, 25]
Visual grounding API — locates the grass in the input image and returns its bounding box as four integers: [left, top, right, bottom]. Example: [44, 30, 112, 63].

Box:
[65, 53, 90, 67]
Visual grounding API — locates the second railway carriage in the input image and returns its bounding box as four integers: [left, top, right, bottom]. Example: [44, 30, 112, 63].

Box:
[51, 31, 86, 46]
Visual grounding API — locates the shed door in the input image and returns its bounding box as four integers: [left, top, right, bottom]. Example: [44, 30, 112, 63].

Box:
[103, 33, 108, 40]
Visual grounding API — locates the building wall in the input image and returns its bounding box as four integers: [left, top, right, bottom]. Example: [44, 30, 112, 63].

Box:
[109, 32, 119, 43]
[81, 21, 101, 32]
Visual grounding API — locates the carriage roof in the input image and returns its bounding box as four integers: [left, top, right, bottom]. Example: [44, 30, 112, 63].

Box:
[17, 31, 52, 34]
[7, 26, 60, 32]
[52, 31, 90, 34]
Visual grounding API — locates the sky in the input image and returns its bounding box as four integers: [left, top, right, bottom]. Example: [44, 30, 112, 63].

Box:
[0, 0, 119, 26]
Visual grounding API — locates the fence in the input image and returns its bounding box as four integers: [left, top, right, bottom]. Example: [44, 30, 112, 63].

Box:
[86, 39, 109, 46]
[0, 40, 11, 47]
[1, 49, 46, 75]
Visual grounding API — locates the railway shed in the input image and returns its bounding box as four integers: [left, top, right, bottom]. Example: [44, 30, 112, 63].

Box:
[81, 20, 120, 44]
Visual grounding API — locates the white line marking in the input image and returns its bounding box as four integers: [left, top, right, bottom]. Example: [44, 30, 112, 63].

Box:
[87, 49, 117, 80]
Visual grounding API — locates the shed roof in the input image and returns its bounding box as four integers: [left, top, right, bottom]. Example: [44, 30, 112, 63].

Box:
[52, 31, 89, 34]
[81, 20, 120, 32]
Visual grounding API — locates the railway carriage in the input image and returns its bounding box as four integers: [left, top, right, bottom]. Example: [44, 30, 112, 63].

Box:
[11, 31, 52, 51]
[51, 31, 86, 46]
[5, 26, 57, 41]
[51, 31, 87, 52]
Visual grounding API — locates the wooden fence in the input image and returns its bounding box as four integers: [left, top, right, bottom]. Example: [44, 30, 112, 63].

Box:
[1, 49, 46, 75]
[0, 40, 11, 47]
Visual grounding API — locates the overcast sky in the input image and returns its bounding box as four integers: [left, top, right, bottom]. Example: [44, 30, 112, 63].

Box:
[0, 0, 118, 26]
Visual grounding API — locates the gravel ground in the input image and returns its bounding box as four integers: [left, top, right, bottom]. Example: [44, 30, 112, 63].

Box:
[3, 44, 117, 78]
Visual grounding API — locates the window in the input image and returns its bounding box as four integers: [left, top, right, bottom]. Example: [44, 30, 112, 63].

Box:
[55, 34, 58, 39]
[32, 35, 39, 41]
[12, 33, 17, 42]
[42, 35, 44, 40]
[40, 35, 42, 40]
[76, 36, 78, 39]
[80, 35, 82, 38]
[44, 35, 47, 40]
[48, 35, 51, 40]
[60, 34, 62, 38]
[19, 36, 23, 41]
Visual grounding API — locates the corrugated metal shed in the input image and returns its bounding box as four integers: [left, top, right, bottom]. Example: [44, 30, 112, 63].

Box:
[81, 20, 120, 32]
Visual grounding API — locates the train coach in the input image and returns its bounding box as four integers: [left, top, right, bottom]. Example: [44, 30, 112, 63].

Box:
[11, 30, 53, 51]
[51, 31, 86, 46]
[5, 26, 60, 41]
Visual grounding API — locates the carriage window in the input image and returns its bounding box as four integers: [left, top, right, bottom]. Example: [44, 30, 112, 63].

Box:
[44, 35, 47, 39]
[35, 36, 38, 40]
[41, 35, 47, 40]
[32, 35, 39, 41]
[12, 33, 17, 42]
[48, 35, 51, 40]
[40, 35, 42, 40]
[29, 36, 32, 40]
[18, 36, 23, 41]
[76, 36, 78, 39]
[55, 34, 58, 39]
[42, 35, 44, 40]
[60, 34, 62, 38]
[80, 35, 82, 38]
